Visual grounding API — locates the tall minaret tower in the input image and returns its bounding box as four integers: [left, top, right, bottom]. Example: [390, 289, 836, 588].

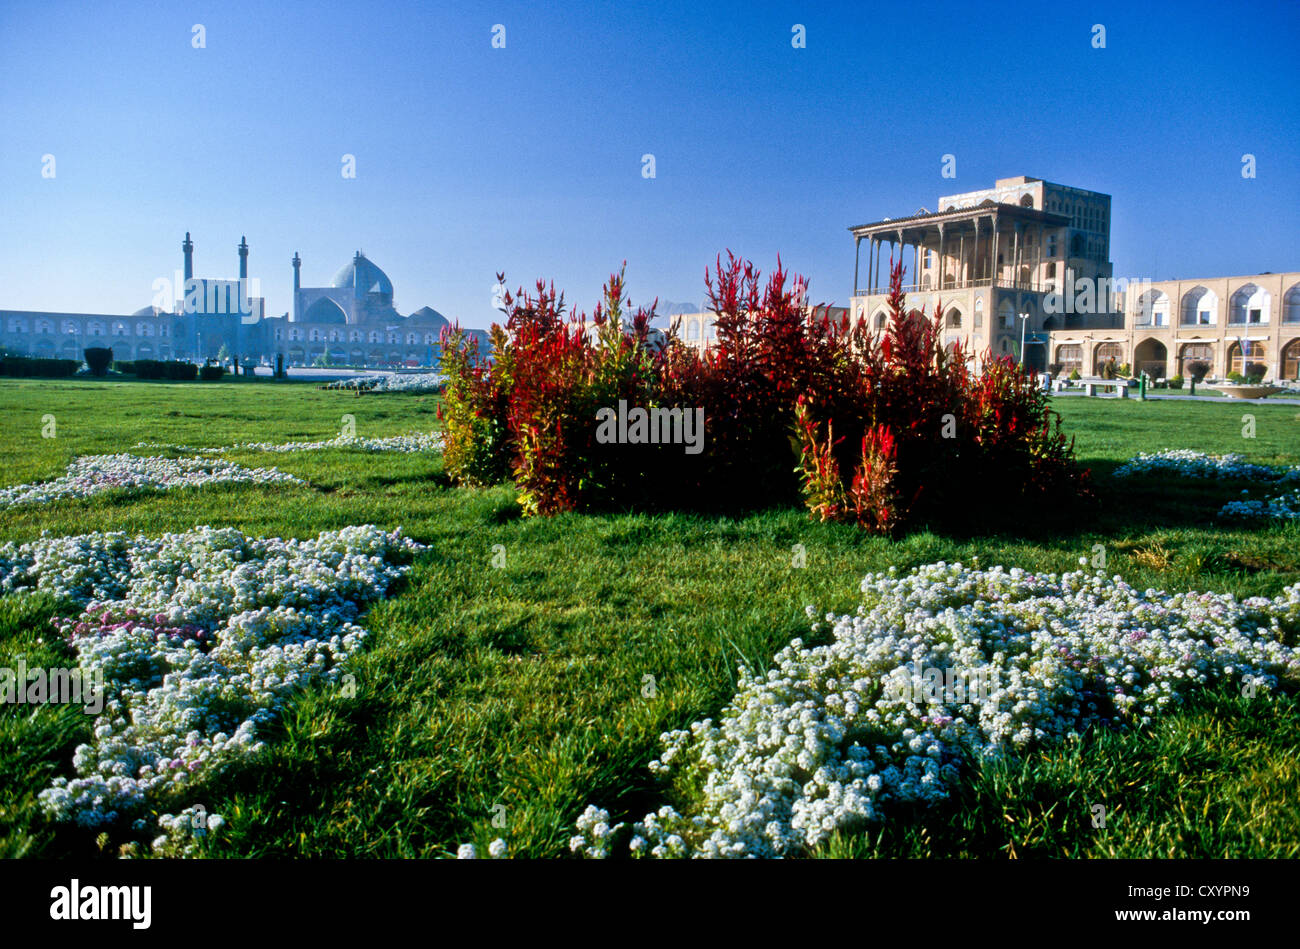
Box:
[291, 252, 301, 321]
[238, 236, 249, 279]
[183, 232, 194, 282]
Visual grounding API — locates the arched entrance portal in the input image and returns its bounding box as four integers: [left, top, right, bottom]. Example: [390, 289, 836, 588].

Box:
[1134, 338, 1168, 379]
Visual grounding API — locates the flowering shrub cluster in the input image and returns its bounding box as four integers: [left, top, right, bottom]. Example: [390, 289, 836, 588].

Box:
[0, 454, 304, 510]
[320, 373, 445, 393]
[134, 430, 443, 455]
[0, 525, 422, 846]
[570, 561, 1300, 858]
[1114, 449, 1300, 482]
[439, 255, 1087, 528]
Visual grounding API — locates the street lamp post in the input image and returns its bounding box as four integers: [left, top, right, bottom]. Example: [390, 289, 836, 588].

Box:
[1018, 312, 1029, 367]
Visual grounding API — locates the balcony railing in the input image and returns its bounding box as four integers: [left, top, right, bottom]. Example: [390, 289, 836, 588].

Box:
[852, 276, 1054, 296]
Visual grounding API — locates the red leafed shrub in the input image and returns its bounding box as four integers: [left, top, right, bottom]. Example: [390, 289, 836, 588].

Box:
[792, 258, 1089, 532]
[440, 252, 1089, 529]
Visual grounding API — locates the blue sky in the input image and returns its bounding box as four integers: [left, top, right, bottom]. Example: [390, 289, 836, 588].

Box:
[1, 0, 1297, 327]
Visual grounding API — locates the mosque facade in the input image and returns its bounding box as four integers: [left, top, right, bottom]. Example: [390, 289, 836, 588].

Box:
[0, 234, 478, 369]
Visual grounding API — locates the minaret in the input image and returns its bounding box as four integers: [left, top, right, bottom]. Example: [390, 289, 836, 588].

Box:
[291, 252, 301, 322]
[238, 236, 249, 279]
[183, 232, 194, 282]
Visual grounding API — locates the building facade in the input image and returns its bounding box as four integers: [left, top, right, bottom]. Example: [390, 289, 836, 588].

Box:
[843, 176, 1300, 381]
[0, 234, 482, 369]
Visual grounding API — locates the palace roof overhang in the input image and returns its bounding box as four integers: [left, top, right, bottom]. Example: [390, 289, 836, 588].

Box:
[848, 201, 1070, 239]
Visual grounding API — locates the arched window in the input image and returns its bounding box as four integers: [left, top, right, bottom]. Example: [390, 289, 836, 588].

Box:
[87, 320, 105, 337]
[874, 311, 888, 332]
[36, 318, 54, 335]
[425, 333, 437, 345]
[1179, 342, 1213, 377]
[974, 298, 984, 328]
[1180, 286, 1217, 326]
[1056, 343, 1083, 374]
[1227, 341, 1267, 376]
[1019, 194, 1033, 208]
[686, 319, 700, 341]
[998, 299, 1015, 329]
[946, 307, 961, 328]
[1094, 342, 1124, 368]
[1136, 290, 1170, 327]
[370, 330, 382, 343]
[1282, 339, 1300, 380]
[406, 332, 418, 345]
[1229, 284, 1270, 324]
[1283, 284, 1300, 324]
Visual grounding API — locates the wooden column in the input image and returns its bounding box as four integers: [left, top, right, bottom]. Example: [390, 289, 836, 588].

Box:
[854, 236, 862, 295]
[990, 214, 1000, 288]
[938, 225, 946, 290]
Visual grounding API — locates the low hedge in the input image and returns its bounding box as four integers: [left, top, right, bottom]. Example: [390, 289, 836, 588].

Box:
[0, 356, 80, 377]
[133, 360, 198, 381]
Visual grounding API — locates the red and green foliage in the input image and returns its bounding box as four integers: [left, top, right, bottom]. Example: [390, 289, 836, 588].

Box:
[438, 253, 1090, 532]
[438, 318, 512, 488]
[792, 258, 1089, 532]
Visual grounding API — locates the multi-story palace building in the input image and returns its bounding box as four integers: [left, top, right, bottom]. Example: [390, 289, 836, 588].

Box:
[845, 176, 1299, 381]
[0, 234, 483, 369]
[673, 175, 1299, 382]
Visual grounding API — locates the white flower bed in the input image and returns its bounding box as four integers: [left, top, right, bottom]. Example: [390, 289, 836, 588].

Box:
[570, 562, 1300, 858]
[134, 430, 443, 455]
[321, 373, 445, 393]
[1220, 489, 1300, 521]
[0, 525, 422, 843]
[0, 454, 303, 510]
[1114, 449, 1300, 482]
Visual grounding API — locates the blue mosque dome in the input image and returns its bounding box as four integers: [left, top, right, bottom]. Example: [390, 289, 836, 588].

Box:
[331, 252, 394, 297]
[407, 305, 449, 326]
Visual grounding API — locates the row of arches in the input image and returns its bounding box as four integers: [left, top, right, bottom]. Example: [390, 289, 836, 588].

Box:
[1054, 339, 1300, 379]
[1136, 283, 1300, 326]
[281, 346, 438, 369]
[5, 317, 172, 338]
[18, 339, 173, 360]
[276, 327, 441, 346]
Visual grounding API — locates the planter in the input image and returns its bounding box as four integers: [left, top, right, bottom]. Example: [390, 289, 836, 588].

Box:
[1215, 384, 1284, 399]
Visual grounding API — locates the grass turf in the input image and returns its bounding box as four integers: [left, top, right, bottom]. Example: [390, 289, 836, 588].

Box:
[0, 378, 1296, 857]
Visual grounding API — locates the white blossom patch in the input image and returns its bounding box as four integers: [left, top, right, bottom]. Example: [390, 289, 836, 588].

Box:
[0, 454, 304, 510]
[570, 562, 1300, 858]
[321, 373, 444, 393]
[134, 430, 443, 456]
[1220, 488, 1300, 521]
[0, 525, 422, 843]
[1114, 449, 1300, 482]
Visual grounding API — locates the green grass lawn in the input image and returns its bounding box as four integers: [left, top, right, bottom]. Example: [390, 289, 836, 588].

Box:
[0, 378, 1297, 858]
